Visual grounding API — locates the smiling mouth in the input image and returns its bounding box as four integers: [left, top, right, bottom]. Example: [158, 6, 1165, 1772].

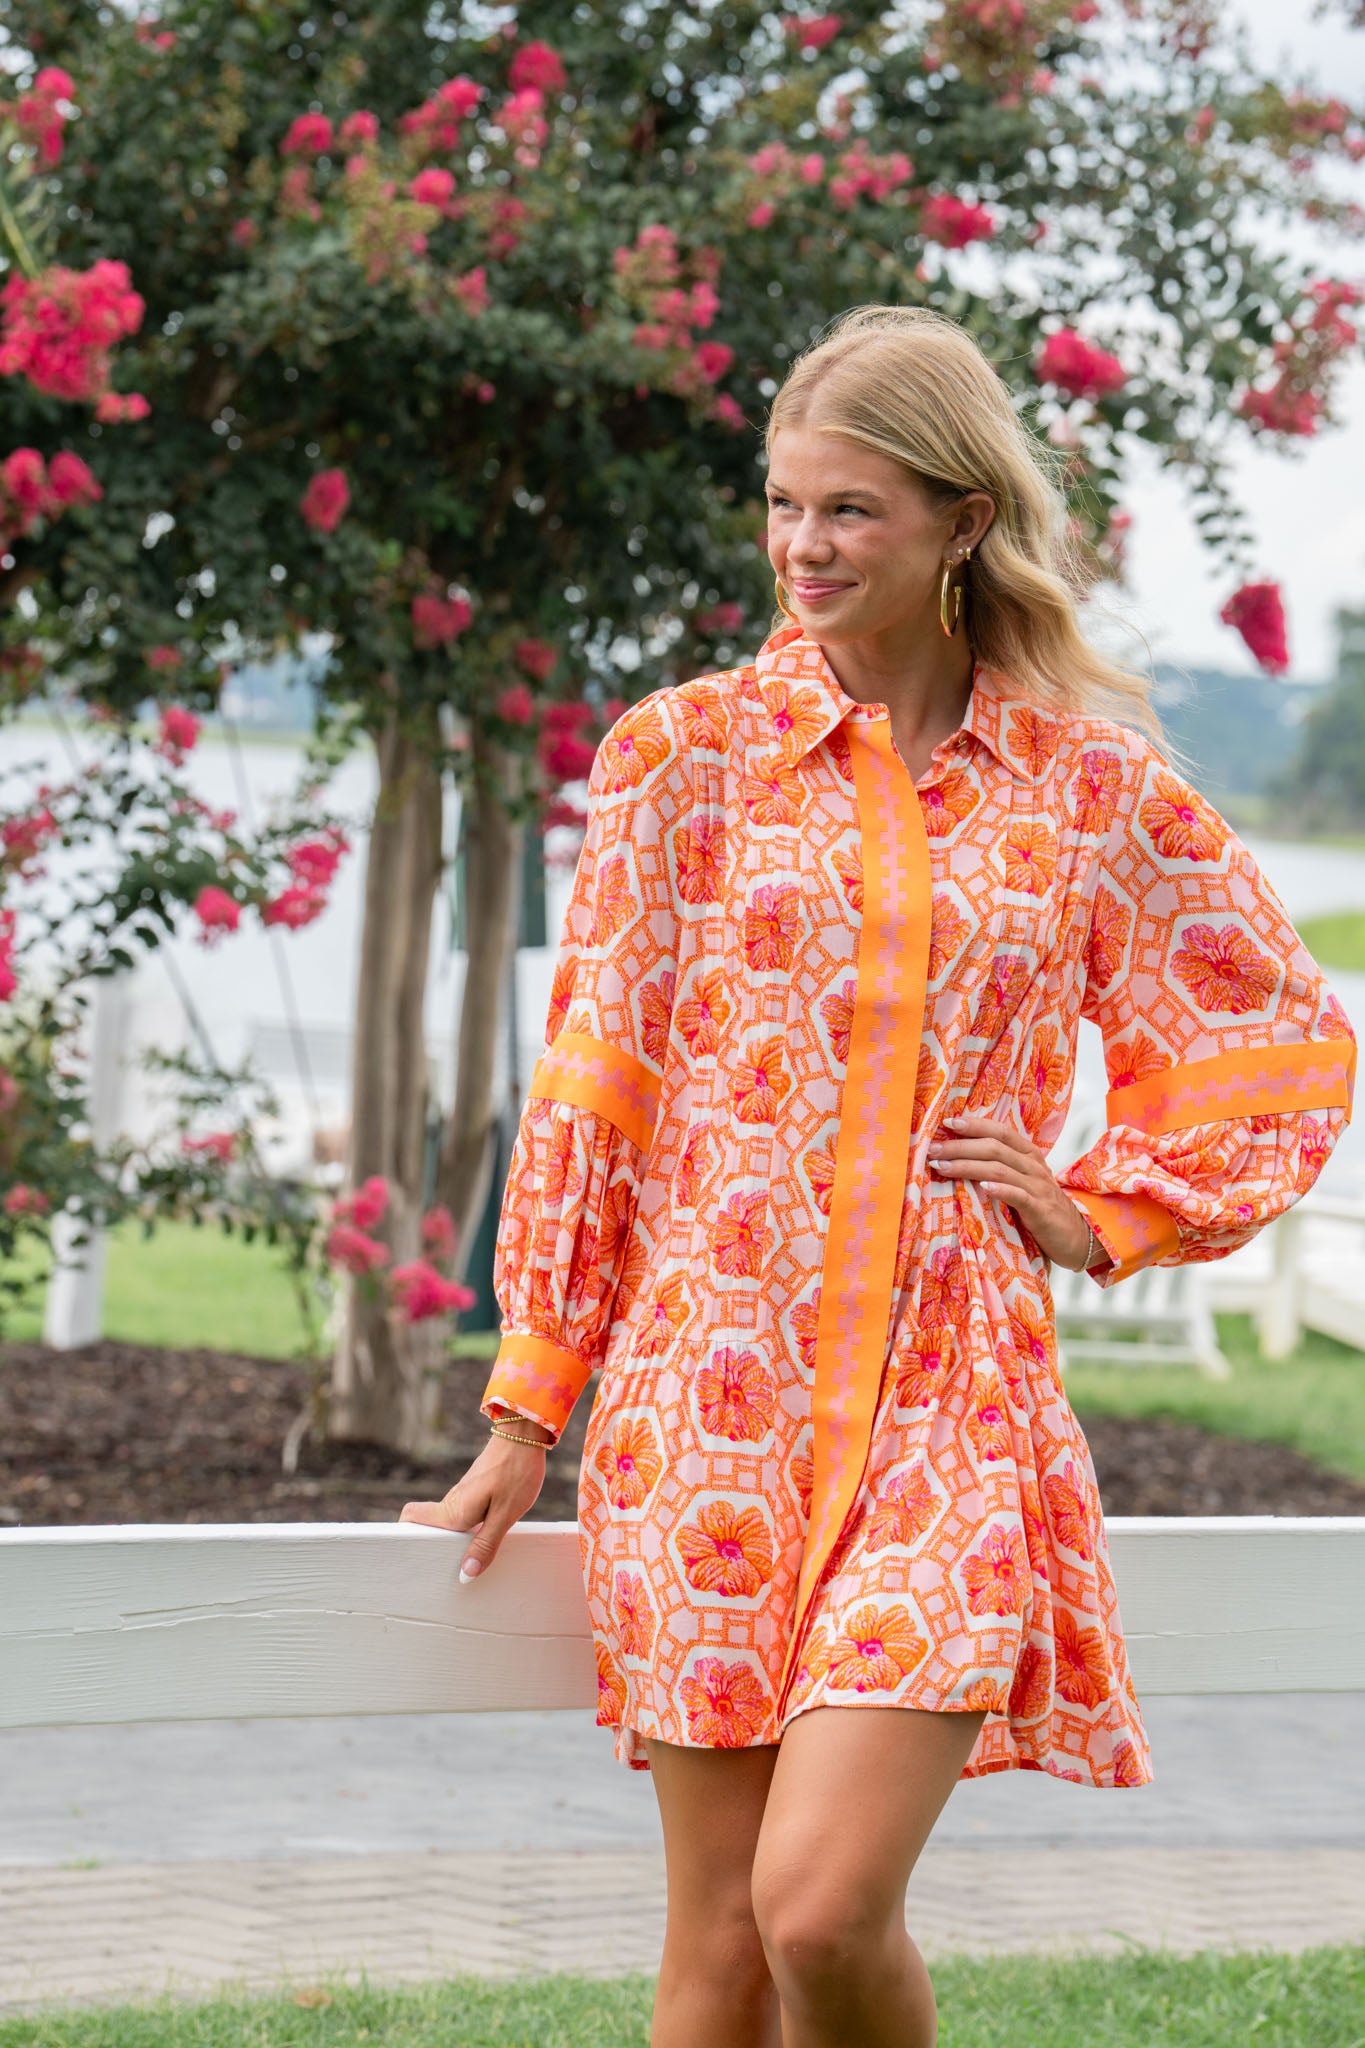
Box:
[791, 577, 853, 595]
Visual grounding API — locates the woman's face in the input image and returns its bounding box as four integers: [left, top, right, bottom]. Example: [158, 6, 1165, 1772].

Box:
[764, 421, 994, 643]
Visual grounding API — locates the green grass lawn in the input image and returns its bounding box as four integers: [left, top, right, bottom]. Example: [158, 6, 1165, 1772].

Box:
[7, 1948, 1364, 2048]
[1296, 909, 1365, 973]
[1065, 1313, 1365, 1486]
[4, 1217, 319, 1358]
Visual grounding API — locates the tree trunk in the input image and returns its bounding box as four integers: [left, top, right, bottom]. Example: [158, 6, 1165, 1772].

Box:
[435, 730, 524, 1277]
[329, 713, 446, 1454]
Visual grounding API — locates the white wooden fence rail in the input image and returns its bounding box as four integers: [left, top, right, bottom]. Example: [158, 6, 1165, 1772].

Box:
[2, 1518, 1363, 1731]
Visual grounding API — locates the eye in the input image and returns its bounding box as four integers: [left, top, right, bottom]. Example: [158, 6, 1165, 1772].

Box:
[835, 503, 868, 516]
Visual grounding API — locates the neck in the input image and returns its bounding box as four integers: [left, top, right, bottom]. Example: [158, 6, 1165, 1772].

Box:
[812, 601, 976, 752]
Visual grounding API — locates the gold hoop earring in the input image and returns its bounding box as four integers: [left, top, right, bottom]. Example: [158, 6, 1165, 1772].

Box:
[939, 546, 972, 639]
[773, 573, 799, 622]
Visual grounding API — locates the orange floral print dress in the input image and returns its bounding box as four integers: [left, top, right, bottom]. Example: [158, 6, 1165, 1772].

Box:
[481, 623, 1356, 1785]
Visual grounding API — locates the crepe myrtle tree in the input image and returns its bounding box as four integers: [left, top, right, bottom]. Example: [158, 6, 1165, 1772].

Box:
[1, 0, 1362, 1452]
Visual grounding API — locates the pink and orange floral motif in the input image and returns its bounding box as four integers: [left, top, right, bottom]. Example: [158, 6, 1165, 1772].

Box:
[831, 846, 863, 912]
[1053, 1606, 1110, 1709]
[743, 754, 802, 825]
[920, 767, 980, 837]
[678, 1501, 774, 1597]
[974, 953, 1029, 1038]
[764, 678, 828, 758]
[1004, 820, 1057, 897]
[673, 814, 725, 904]
[595, 1417, 664, 1510]
[638, 970, 676, 1067]
[791, 1291, 821, 1375]
[1018, 1025, 1068, 1136]
[710, 1189, 773, 1277]
[613, 1570, 656, 1658]
[1139, 771, 1228, 863]
[681, 1655, 770, 1746]
[865, 1467, 938, 1552]
[791, 1446, 815, 1520]
[597, 703, 672, 791]
[587, 853, 636, 948]
[1087, 886, 1132, 991]
[1043, 1459, 1095, 1561]
[675, 968, 731, 1057]
[819, 978, 856, 1065]
[542, 1118, 584, 1206]
[696, 1346, 777, 1442]
[826, 1603, 928, 1692]
[733, 1035, 791, 1123]
[963, 1676, 1010, 1714]
[1105, 1029, 1170, 1090]
[963, 1523, 1030, 1616]
[913, 1044, 944, 1134]
[1172, 921, 1279, 1016]
[674, 1124, 713, 1209]
[633, 1273, 689, 1357]
[1008, 706, 1060, 774]
[1009, 1640, 1052, 1720]
[1072, 748, 1124, 835]
[804, 1133, 838, 1216]
[1008, 1296, 1055, 1375]
[1296, 1119, 1333, 1193]
[965, 1374, 1012, 1462]
[546, 956, 576, 1042]
[744, 882, 802, 971]
[1321, 995, 1354, 1040]
[919, 1244, 968, 1327]
[676, 683, 727, 752]
[893, 1323, 953, 1409]
[928, 896, 971, 981]
[786, 1628, 830, 1710]
[596, 1644, 628, 1726]
[1112, 1738, 1147, 1786]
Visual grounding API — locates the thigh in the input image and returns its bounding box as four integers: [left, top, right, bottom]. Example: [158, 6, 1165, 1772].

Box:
[754, 1705, 987, 1921]
[646, 1736, 781, 1910]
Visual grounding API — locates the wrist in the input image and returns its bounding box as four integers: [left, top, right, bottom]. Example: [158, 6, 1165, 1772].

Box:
[489, 1415, 554, 1448]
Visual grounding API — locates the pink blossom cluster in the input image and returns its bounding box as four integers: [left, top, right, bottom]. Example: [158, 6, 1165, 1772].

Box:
[0, 260, 145, 404]
[181, 1131, 237, 1164]
[494, 86, 549, 169]
[514, 637, 558, 682]
[1034, 327, 1128, 401]
[828, 140, 915, 211]
[508, 41, 567, 94]
[1238, 280, 1362, 440]
[613, 226, 738, 422]
[399, 77, 482, 157]
[539, 699, 597, 785]
[287, 828, 349, 890]
[300, 467, 350, 533]
[697, 601, 745, 636]
[1220, 581, 1289, 675]
[153, 704, 200, 766]
[412, 589, 474, 650]
[3, 1183, 48, 1217]
[0, 447, 101, 548]
[742, 142, 825, 230]
[781, 12, 843, 50]
[927, 0, 1093, 95]
[408, 166, 457, 212]
[1, 805, 57, 880]
[281, 112, 334, 158]
[0, 909, 15, 1001]
[487, 195, 530, 260]
[421, 1202, 458, 1264]
[450, 266, 489, 315]
[134, 18, 178, 51]
[391, 1259, 476, 1321]
[192, 886, 241, 945]
[920, 193, 997, 249]
[12, 66, 75, 168]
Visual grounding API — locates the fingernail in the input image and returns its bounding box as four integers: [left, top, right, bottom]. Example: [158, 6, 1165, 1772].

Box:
[942, 1115, 965, 1128]
[459, 1559, 482, 1583]
[929, 1157, 952, 1170]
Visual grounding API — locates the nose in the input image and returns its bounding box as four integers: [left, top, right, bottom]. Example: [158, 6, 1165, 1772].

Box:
[787, 510, 835, 567]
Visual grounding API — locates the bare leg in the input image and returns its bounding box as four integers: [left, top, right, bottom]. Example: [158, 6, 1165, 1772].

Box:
[751, 1705, 987, 2048]
[644, 1737, 783, 2048]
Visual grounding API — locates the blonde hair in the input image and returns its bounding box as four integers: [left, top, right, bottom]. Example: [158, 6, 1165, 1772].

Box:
[765, 305, 1160, 736]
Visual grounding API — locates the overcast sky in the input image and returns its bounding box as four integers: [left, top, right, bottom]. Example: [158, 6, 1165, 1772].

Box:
[1117, 0, 1365, 682]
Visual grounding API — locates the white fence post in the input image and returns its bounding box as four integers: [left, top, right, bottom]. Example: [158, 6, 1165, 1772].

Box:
[42, 971, 129, 1351]
[1257, 1207, 1303, 1362]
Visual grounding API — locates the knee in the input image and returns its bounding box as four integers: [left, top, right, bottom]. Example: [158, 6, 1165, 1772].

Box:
[667, 1883, 770, 1992]
[751, 1853, 887, 1995]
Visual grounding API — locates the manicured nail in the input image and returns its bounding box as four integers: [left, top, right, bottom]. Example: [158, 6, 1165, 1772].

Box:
[929, 1157, 952, 1171]
[942, 1115, 965, 1128]
[459, 1558, 482, 1583]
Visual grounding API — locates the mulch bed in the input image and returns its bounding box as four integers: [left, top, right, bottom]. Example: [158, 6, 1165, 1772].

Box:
[3, 1338, 1365, 1529]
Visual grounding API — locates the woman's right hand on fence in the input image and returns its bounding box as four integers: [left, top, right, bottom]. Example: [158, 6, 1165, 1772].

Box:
[399, 1427, 550, 1581]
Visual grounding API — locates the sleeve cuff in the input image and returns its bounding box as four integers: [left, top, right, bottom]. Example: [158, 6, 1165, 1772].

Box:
[481, 1331, 595, 1443]
[1069, 1190, 1182, 1286]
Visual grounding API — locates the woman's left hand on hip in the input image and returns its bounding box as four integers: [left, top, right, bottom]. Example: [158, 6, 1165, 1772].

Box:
[928, 1113, 1096, 1271]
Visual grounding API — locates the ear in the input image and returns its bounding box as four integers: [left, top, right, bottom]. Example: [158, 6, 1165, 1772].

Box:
[952, 491, 996, 553]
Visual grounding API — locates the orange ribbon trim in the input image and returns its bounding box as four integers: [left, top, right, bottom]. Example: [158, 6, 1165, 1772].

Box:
[1069, 1189, 1182, 1283]
[779, 719, 933, 1707]
[527, 1031, 661, 1154]
[1106, 1039, 1356, 1137]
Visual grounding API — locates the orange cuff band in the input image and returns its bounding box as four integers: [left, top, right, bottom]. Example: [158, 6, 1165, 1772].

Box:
[481, 1331, 594, 1439]
[1069, 1190, 1181, 1285]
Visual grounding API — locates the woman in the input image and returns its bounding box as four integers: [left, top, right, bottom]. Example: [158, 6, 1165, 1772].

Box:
[402, 305, 1355, 2047]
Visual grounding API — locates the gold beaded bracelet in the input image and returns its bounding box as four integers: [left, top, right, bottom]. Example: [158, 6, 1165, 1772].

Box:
[489, 1419, 551, 1449]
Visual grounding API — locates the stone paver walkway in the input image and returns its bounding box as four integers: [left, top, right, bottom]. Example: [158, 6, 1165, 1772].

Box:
[3, 1846, 1364, 2014]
